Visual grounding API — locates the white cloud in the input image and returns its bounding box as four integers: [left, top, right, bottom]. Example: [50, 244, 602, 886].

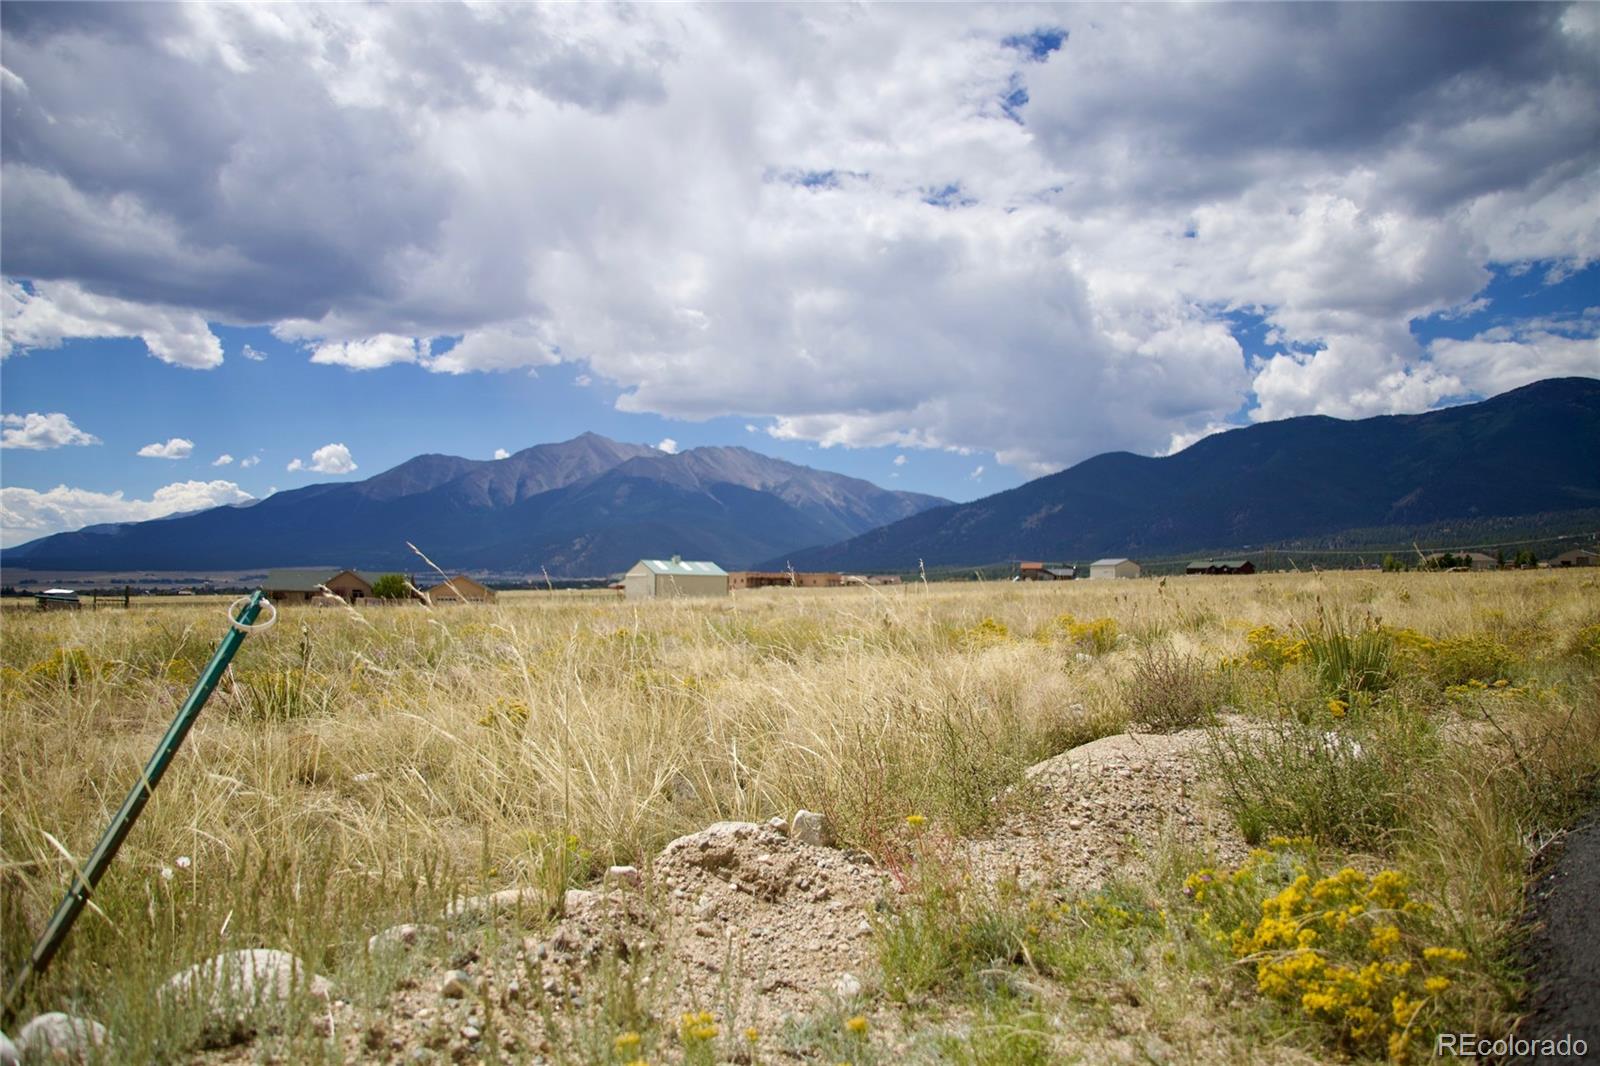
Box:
[137, 437, 194, 460]
[574, 373, 592, 387]
[655, 438, 678, 455]
[893, 454, 907, 466]
[307, 334, 425, 370]
[1, 412, 100, 450]
[1, 479, 253, 547]
[1, 280, 223, 368]
[212, 453, 234, 466]
[287, 442, 357, 474]
[240, 343, 266, 360]
[493, 447, 510, 459]
[1, 5, 1596, 471]
[969, 464, 985, 480]
[239, 454, 260, 468]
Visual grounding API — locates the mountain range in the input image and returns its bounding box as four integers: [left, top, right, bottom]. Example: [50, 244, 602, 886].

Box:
[5, 377, 1597, 577]
[775, 377, 1600, 571]
[1, 434, 947, 575]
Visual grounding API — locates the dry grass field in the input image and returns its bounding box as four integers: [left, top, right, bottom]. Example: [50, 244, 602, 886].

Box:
[3, 571, 1598, 1064]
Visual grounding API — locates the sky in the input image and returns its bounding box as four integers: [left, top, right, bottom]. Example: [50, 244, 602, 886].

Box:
[2, 2, 1598, 548]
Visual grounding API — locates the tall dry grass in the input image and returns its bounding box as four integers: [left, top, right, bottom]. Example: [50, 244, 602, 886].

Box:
[2, 570, 1597, 1059]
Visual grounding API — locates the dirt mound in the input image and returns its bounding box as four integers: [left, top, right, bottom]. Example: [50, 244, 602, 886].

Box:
[965, 728, 1248, 891]
[536, 819, 887, 1030]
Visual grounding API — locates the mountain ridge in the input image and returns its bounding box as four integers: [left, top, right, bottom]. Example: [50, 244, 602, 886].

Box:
[1, 435, 949, 575]
[770, 377, 1600, 571]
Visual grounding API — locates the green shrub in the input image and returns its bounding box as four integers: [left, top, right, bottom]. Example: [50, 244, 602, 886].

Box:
[1205, 704, 1436, 848]
[1124, 644, 1222, 732]
[1301, 612, 1396, 700]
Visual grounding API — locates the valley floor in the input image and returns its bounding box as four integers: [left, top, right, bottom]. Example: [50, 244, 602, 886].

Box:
[2, 572, 1598, 1063]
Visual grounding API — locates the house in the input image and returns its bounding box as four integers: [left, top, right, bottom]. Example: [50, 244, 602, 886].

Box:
[1018, 562, 1076, 581]
[623, 557, 729, 599]
[1552, 548, 1598, 568]
[1089, 558, 1141, 580]
[1186, 560, 1257, 575]
[262, 568, 377, 604]
[35, 588, 81, 611]
[425, 575, 496, 603]
[727, 571, 843, 589]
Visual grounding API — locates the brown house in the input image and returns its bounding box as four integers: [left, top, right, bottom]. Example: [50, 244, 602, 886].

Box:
[1551, 548, 1598, 568]
[425, 575, 496, 603]
[263, 568, 377, 604]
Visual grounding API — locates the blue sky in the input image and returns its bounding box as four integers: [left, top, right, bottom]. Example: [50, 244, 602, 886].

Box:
[3, 3, 1598, 546]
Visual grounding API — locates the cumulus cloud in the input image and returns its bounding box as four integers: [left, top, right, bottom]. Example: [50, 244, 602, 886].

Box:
[240, 344, 266, 360]
[493, 447, 510, 459]
[1, 4, 1596, 471]
[2, 280, 223, 368]
[307, 334, 425, 370]
[239, 454, 260, 468]
[655, 438, 678, 455]
[137, 437, 194, 460]
[1, 479, 253, 547]
[893, 454, 907, 466]
[1, 412, 100, 450]
[287, 442, 357, 474]
[969, 465, 985, 480]
[212, 453, 234, 466]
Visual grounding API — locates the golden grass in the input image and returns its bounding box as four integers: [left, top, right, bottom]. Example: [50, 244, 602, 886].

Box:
[2, 570, 1597, 1060]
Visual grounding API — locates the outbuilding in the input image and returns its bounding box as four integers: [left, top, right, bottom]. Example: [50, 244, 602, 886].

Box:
[263, 568, 377, 604]
[1551, 548, 1598, 568]
[623, 557, 729, 600]
[1186, 560, 1256, 575]
[425, 575, 497, 603]
[1089, 558, 1141, 580]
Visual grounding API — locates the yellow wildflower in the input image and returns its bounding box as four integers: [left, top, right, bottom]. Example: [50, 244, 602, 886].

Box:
[845, 1015, 869, 1035]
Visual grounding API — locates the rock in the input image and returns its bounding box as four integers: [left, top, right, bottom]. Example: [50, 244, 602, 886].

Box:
[832, 972, 862, 998]
[790, 810, 833, 847]
[445, 887, 540, 919]
[0, 1030, 15, 1066]
[368, 922, 436, 952]
[16, 1013, 108, 1061]
[164, 949, 332, 1017]
[562, 888, 596, 913]
[766, 816, 789, 836]
[440, 970, 472, 999]
[605, 865, 642, 888]
[460, 1025, 481, 1042]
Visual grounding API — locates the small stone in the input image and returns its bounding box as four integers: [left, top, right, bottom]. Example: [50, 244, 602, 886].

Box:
[832, 972, 862, 998]
[789, 810, 832, 847]
[15, 1013, 108, 1062]
[605, 864, 642, 888]
[461, 1025, 482, 1042]
[440, 969, 472, 999]
[445, 887, 540, 919]
[163, 949, 332, 1020]
[766, 816, 788, 836]
[562, 888, 596, 913]
[0, 1030, 15, 1066]
[368, 922, 436, 952]
[1067, 818, 1084, 831]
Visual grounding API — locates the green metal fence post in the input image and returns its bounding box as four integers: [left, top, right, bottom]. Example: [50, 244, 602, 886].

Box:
[2, 590, 268, 1028]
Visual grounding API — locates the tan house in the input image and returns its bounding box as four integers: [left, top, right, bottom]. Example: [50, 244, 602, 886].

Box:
[426, 575, 496, 603]
[1089, 558, 1141, 580]
[1551, 548, 1598, 568]
[263, 568, 377, 604]
[623, 557, 729, 599]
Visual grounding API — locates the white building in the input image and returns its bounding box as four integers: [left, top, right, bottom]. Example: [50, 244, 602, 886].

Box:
[1089, 558, 1141, 580]
[623, 557, 729, 599]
